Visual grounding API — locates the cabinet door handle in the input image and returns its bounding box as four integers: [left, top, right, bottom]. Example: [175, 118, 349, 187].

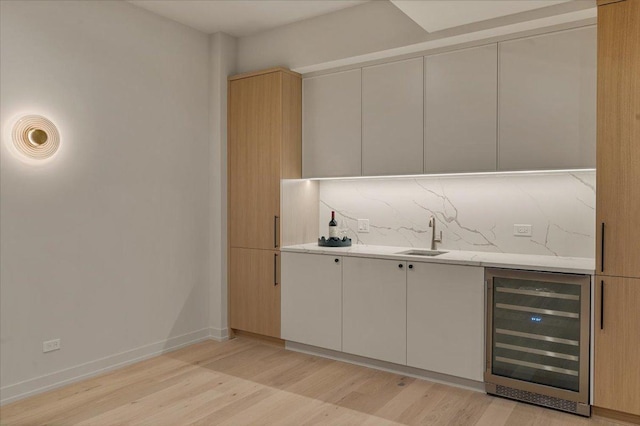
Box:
[600, 222, 605, 272]
[408, 264, 413, 269]
[274, 216, 280, 248]
[334, 258, 340, 263]
[398, 263, 404, 269]
[600, 280, 604, 330]
[274, 253, 279, 286]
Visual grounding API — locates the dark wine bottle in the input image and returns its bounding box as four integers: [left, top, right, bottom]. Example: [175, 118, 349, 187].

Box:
[329, 211, 338, 239]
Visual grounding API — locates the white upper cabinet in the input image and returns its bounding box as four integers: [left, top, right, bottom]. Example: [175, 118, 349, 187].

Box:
[362, 58, 424, 176]
[498, 26, 597, 171]
[406, 262, 485, 381]
[342, 257, 407, 365]
[425, 44, 498, 173]
[301, 26, 596, 177]
[281, 252, 342, 351]
[303, 69, 362, 178]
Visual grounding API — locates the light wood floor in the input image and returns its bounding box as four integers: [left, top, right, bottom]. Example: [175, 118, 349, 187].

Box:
[0, 338, 630, 426]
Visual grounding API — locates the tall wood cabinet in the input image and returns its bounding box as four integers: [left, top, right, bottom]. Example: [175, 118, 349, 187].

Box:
[596, 0, 640, 279]
[594, 276, 640, 416]
[228, 68, 302, 339]
[594, 0, 640, 418]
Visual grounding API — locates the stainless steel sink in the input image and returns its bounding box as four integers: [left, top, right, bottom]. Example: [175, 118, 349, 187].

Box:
[397, 249, 448, 257]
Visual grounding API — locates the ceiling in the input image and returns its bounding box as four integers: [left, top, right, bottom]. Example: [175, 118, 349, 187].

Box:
[128, 0, 369, 37]
[129, 0, 582, 39]
[389, 0, 572, 33]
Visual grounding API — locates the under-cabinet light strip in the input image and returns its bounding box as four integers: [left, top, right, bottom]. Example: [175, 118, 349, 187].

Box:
[302, 168, 596, 182]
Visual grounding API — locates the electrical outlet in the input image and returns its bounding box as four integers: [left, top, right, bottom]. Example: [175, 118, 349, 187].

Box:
[513, 224, 532, 237]
[357, 219, 370, 233]
[43, 339, 61, 353]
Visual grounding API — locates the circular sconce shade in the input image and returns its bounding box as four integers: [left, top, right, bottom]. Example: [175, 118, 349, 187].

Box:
[12, 115, 60, 160]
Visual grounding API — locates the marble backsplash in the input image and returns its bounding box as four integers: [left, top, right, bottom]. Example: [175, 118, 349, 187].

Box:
[318, 171, 596, 258]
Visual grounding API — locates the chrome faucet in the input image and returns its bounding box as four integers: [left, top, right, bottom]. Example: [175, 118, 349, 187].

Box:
[428, 215, 442, 250]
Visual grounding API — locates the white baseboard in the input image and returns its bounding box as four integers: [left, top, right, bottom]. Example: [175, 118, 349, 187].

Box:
[209, 327, 229, 341]
[0, 327, 212, 406]
[285, 341, 484, 393]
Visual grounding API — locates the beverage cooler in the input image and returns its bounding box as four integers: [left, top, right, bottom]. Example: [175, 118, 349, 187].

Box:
[484, 268, 591, 416]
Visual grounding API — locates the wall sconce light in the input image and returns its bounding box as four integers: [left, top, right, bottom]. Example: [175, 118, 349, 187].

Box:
[12, 115, 60, 160]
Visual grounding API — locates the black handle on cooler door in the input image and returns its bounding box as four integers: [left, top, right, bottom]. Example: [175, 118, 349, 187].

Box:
[600, 280, 604, 330]
[274, 216, 280, 248]
[274, 253, 279, 286]
[600, 222, 605, 272]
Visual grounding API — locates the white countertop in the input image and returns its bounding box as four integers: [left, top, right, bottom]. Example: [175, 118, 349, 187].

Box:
[281, 243, 595, 275]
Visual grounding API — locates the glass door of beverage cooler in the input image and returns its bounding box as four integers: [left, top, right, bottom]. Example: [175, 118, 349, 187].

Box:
[485, 268, 590, 407]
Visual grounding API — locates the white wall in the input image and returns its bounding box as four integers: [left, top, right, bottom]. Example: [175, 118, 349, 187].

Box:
[0, 0, 211, 404]
[208, 32, 237, 340]
[320, 171, 595, 258]
[236, 1, 428, 73]
[236, 0, 595, 74]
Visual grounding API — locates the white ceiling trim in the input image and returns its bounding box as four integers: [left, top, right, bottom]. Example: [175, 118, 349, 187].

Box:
[293, 8, 596, 75]
[390, 0, 571, 33]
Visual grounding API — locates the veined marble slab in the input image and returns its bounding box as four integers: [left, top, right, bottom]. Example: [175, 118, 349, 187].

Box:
[282, 243, 595, 275]
[318, 171, 596, 258]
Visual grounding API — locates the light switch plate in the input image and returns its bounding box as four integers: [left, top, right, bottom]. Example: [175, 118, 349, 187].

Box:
[43, 339, 61, 353]
[357, 219, 370, 233]
[513, 224, 532, 237]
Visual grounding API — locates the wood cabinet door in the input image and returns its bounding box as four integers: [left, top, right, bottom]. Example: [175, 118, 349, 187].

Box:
[229, 72, 281, 250]
[406, 263, 485, 381]
[498, 26, 596, 171]
[425, 44, 497, 173]
[303, 70, 362, 178]
[342, 257, 407, 365]
[594, 276, 640, 415]
[596, 0, 640, 278]
[281, 253, 342, 351]
[362, 58, 424, 176]
[229, 247, 281, 338]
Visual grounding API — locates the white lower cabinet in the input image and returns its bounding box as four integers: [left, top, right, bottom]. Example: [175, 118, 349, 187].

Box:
[281, 252, 342, 351]
[342, 257, 407, 365]
[407, 262, 485, 381]
[282, 252, 485, 382]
